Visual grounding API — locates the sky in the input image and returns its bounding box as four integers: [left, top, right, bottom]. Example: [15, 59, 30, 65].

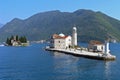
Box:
[0, 0, 120, 24]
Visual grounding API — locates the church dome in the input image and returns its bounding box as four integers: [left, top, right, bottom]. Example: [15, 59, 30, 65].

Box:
[59, 33, 65, 37]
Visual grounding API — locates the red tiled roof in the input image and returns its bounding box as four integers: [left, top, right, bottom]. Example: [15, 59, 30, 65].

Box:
[52, 34, 68, 39]
[89, 40, 103, 45]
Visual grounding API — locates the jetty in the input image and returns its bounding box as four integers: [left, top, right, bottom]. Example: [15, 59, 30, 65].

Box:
[45, 26, 116, 61]
[45, 47, 116, 61]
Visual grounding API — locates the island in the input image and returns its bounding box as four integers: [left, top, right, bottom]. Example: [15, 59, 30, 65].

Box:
[5, 35, 29, 46]
[45, 26, 116, 61]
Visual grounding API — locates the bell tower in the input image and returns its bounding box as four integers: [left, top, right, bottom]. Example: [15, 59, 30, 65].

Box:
[72, 26, 77, 46]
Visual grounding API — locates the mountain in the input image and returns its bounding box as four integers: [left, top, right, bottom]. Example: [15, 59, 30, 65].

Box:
[0, 9, 120, 42]
[0, 23, 3, 28]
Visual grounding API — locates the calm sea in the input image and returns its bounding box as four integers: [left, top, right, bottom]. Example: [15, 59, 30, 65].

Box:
[0, 43, 120, 80]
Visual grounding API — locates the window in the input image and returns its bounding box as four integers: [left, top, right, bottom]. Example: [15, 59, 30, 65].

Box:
[58, 41, 60, 43]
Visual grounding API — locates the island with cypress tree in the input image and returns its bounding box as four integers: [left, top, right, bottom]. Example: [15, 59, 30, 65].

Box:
[5, 35, 29, 46]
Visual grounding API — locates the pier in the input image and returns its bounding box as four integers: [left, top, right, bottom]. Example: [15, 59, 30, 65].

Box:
[45, 47, 116, 61]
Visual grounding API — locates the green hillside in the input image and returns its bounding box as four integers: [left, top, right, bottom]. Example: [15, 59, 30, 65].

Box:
[0, 9, 120, 42]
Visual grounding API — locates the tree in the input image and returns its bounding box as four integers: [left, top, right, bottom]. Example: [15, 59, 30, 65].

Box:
[6, 37, 12, 45]
[23, 36, 27, 43]
[19, 36, 27, 43]
[16, 35, 19, 41]
[6, 38, 9, 45]
[10, 35, 14, 40]
[19, 37, 23, 43]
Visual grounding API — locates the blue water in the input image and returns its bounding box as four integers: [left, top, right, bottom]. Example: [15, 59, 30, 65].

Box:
[0, 43, 120, 80]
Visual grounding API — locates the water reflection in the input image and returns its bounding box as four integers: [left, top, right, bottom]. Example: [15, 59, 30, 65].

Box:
[104, 61, 111, 80]
[52, 52, 80, 79]
[53, 52, 79, 72]
[51, 52, 100, 80]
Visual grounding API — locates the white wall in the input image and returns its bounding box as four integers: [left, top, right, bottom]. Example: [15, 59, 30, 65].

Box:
[88, 44, 105, 52]
[65, 36, 72, 48]
[53, 36, 72, 49]
[54, 39, 66, 49]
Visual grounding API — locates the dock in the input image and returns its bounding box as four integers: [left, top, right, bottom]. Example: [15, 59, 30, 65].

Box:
[45, 47, 116, 61]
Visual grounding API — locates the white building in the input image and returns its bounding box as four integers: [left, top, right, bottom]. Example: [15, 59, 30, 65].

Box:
[50, 26, 78, 49]
[88, 40, 105, 52]
[51, 33, 72, 49]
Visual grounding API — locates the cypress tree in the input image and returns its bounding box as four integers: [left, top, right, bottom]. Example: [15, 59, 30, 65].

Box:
[19, 36, 27, 43]
[23, 36, 27, 43]
[6, 37, 12, 45]
[19, 37, 22, 42]
[6, 38, 9, 45]
[11, 35, 14, 40]
[16, 35, 19, 41]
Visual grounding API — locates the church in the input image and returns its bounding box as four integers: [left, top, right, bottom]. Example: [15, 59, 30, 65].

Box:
[50, 26, 77, 49]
